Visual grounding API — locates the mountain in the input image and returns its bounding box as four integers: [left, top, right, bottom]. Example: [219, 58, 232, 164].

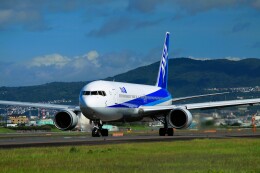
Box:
[0, 82, 86, 105]
[106, 58, 260, 96]
[1, 58, 260, 104]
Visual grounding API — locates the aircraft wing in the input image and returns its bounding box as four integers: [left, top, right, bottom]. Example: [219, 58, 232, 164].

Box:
[0, 100, 80, 111]
[140, 98, 260, 115]
[172, 92, 229, 102]
[184, 98, 260, 110]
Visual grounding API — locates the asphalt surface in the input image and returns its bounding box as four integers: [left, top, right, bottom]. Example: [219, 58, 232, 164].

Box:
[0, 129, 259, 149]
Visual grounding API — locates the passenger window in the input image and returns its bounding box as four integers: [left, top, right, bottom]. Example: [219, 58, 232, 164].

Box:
[102, 91, 106, 96]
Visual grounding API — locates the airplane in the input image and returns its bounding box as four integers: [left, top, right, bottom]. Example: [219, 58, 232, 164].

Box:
[1, 32, 260, 137]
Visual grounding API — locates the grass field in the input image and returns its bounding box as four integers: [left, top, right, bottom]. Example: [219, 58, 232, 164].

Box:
[0, 138, 259, 173]
[0, 127, 15, 133]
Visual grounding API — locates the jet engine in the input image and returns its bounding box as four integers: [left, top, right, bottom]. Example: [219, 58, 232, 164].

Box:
[168, 108, 192, 129]
[54, 110, 78, 130]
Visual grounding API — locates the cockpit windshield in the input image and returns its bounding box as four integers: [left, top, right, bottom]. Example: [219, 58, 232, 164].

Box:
[82, 91, 106, 96]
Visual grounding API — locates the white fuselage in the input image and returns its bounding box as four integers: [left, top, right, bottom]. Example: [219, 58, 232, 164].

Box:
[79, 80, 172, 122]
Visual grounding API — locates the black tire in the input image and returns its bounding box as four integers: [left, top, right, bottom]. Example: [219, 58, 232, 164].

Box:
[92, 127, 100, 137]
[159, 128, 166, 136]
[167, 128, 174, 136]
[101, 129, 109, 136]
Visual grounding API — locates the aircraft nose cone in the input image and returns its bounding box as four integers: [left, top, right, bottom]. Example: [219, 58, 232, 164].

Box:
[80, 96, 93, 108]
[79, 95, 97, 117]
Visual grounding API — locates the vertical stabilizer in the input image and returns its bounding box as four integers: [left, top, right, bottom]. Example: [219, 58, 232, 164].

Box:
[156, 32, 170, 89]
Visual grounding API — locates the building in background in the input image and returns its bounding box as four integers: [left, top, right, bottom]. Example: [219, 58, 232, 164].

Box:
[8, 115, 29, 125]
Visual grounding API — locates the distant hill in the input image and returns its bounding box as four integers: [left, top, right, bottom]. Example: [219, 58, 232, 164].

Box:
[106, 58, 260, 96]
[0, 82, 86, 105]
[1, 58, 260, 104]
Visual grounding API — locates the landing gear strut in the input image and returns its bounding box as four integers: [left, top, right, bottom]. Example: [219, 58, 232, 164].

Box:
[156, 116, 174, 136]
[91, 120, 109, 137]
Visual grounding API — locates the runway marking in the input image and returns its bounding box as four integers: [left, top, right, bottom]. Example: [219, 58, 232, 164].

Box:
[204, 130, 217, 133]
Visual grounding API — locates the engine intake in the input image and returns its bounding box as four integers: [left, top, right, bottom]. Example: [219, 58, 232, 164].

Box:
[54, 110, 78, 131]
[168, 108, 192, 129]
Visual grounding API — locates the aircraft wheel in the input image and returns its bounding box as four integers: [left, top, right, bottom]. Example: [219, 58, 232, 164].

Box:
[167, 128, 174, 136]
[92, 127, 100, 137]
[101, 129, 109, 136]
[159, 128, 166, 136]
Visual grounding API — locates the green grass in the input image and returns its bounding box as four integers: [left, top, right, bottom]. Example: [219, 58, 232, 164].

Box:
[0, 138, 259, 173]
[0, 127, 15, 133]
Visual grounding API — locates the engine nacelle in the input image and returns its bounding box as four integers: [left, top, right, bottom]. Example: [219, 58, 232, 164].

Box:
[54, 110, 78, 131]
[168, 108, 193, 129]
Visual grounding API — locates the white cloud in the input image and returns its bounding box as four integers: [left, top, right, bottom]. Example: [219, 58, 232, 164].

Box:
[224, 56, 243, 61]
[0, 49, 155, 86]
[28, 54, 71, 68]
[84, 50, 100, 67]
[187, 56, 243, 61]
[72, 50, 100, 68]
[86, 50, 98, 61]
[28, 50, 101, 69]
[187, 56, 211, 61]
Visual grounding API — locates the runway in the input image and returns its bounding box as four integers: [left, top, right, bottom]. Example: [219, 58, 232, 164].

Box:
[0, 129, 260, 149]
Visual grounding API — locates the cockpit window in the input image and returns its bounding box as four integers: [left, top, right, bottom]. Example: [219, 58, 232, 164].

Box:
[98, 91, 103, 95]
[82, 91, 90, 95]
[82, 91, 106, 96]
[91, 91, 98, 95]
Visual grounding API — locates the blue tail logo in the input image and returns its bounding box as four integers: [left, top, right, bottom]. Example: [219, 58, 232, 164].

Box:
[156, 32, 170, 89]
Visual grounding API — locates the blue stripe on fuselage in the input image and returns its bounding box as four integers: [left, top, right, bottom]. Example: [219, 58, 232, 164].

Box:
[108, 89, 172, 108]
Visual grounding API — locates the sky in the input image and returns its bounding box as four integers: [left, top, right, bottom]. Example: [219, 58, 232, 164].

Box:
[0, 0, 260, 86]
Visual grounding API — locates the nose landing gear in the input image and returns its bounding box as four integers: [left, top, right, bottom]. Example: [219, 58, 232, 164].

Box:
[91, 120, 109, 137]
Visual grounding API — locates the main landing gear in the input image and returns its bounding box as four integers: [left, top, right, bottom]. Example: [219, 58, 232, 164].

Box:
[91, 120, 109, 137]
[157, 116, 174, 136]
